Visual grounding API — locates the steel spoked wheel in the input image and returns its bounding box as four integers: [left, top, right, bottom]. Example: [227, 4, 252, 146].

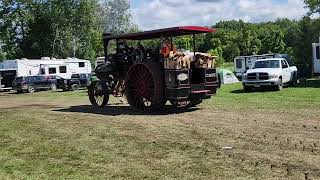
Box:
[88, 81, 109, 108]
[126, 63, 165, 111]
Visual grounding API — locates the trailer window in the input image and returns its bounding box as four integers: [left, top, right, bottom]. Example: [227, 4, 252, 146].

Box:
[236, 59, 242, 69]
[49, 67, 56, 74]
[40, 68, 45, 75]
[79, 62, 85, 67]
[316, 46, 320, 59]
[59, 66, 67, 73]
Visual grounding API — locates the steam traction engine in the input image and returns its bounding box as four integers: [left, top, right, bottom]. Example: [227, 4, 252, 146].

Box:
[88, 26, 219, 111]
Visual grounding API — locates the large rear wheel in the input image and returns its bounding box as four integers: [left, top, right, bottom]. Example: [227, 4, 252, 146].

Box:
[88, 81, 109, 108]
[125, 63, 165, 111]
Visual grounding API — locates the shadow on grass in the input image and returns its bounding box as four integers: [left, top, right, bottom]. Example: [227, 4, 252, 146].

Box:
[295, 79, 320, 88]
[53, 104, 200, 116]
[230, 87, 278, 94]
[51, 89, 88, 93]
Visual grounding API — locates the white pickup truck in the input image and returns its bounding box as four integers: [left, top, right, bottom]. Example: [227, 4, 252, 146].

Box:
[242, 58, 298, 91]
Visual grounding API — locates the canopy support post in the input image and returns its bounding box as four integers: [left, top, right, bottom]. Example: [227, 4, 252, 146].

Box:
[170, 36, 173, 51]
[193, 34, 196, 58]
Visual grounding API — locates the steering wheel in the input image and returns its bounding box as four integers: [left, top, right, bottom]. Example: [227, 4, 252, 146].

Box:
[132, 48, 144, 63]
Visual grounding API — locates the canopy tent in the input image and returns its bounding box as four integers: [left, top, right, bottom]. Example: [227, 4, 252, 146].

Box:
[218, 69, 239, 85]
[103, 26, 216, 40]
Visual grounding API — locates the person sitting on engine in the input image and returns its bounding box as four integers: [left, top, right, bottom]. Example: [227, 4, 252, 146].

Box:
[161, 37, 177, 58]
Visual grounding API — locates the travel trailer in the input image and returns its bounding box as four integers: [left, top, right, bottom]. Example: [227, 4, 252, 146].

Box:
[0, 57, 91, 90]
[95, 57, 105, 68]
[234, 53, 293, 79]
[312, 38, 320, 75]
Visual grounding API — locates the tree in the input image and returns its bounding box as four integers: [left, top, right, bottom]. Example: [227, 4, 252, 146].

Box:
[304, 0, 320, 14]
[214, 20, 246, 31]
[222, 43, 240, 62]
[208, 47, 224, 66]
[174, 36, 192, 51]
[238, 29, 261, 55]
[259, 28, 286, 54]
[1, 0, 138, 61]
[0, 0, 33, 59]
[99, 0, 137, 34]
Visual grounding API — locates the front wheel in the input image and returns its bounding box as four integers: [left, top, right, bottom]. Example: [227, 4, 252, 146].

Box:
[88, 81, 109, 108]
[50, 83, 57, 91]
[290, 73, 297, 86]
[27, 85, 35, 93]
[276, 78, 283, 91]
[71, 84, 80, 91]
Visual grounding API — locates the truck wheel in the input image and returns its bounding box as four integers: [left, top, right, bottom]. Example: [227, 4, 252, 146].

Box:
[290, 73, 297, 86]
[88, 81, 109, 108]
[276, 78, 283, 91]
[50, 83, 57, 91]
[243, 85, 252, 93]
[71, 84, 79, 91]
[28, 85, 35, 93]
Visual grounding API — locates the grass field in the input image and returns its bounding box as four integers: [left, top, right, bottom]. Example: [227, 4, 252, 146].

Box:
[0, 82, 320, 179]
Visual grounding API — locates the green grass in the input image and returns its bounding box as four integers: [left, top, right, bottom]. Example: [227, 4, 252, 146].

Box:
[0, 84, 320, 179]
[207, 83, 320, 115]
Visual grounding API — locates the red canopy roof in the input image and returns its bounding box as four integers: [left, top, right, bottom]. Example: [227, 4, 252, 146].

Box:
[103, 26, 216, 40]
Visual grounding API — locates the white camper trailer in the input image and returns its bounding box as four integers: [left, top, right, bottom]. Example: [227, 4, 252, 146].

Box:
[234, 53, 293, 79]
[95, 57, 105, 68]
[0, 58, 92, 90]
[312, 38, 320, 75]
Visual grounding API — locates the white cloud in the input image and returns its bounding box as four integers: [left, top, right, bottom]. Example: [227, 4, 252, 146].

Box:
[132, 0, 308, 30]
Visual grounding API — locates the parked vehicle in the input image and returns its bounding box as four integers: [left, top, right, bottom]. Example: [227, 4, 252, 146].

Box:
[0, 70, 15, 91]
[0, 66, 16, 91]
[57, 73, 91, 91]
[312, 37, 320, 75]
[242, 58, 298, 91]
[12, 75, 58, 93]
[234, 53, 294, 79]
[95, 57, 105, 68]
[0, 57, 91, 91]
[88, 26, 219, 111]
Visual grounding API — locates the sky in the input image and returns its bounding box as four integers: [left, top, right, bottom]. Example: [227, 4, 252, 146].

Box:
[130, 0, 308, 30]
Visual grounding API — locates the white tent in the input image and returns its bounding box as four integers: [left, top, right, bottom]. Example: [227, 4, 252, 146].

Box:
[218, 69, 239, 84]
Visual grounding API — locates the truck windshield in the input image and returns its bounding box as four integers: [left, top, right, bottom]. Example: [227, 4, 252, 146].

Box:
[254, 60, 280, 68]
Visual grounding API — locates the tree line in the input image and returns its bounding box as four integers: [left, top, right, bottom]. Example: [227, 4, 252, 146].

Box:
[174, 0, 320, 76]
[201, 17, 320, 76]
[0, 0, 137, 61]
[1, 0, 319, 76]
